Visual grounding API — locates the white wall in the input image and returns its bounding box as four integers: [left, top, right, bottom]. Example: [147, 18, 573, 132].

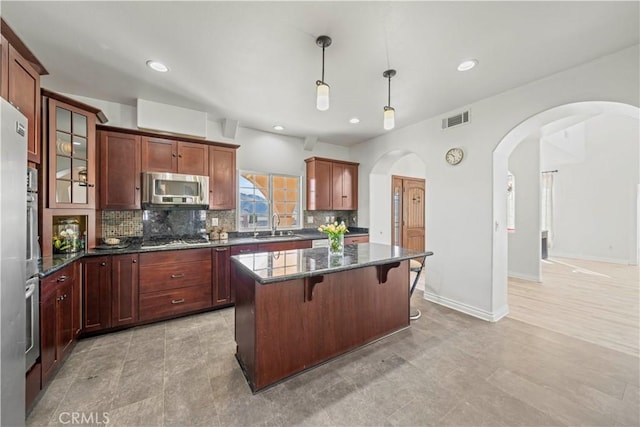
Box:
[352, 45, 639, 321]
[542, 114, 640, 264]
[64, 94, 351, 178]
[507, 136, 541, 282]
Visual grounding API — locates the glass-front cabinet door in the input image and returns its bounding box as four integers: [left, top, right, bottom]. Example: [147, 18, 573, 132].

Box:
[48, 99, 96, 208]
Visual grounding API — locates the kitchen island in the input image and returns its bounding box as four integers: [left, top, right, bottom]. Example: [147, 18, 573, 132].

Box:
[231, 243, 433, 392]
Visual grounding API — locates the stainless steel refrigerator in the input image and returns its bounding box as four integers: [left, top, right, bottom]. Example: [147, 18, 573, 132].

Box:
[1, 98, 27, 426]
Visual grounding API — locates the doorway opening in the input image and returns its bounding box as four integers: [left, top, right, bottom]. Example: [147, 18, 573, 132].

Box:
[493, 101, 639, 355]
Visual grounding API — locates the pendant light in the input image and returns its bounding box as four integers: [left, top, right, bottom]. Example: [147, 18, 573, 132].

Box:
[315, 35, 332, 111]
[383, 69, 396, 130]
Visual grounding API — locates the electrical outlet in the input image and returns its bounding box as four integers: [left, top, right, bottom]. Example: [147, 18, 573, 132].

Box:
[307, 216, 314, 224]
[325, 216, 330, 223]
[210, 218, 219, 227]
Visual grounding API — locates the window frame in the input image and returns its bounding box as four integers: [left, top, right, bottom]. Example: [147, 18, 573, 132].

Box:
[237, 170, 303, 232]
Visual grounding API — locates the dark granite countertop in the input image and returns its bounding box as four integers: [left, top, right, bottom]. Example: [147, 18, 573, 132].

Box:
[231, 243, 434, 284]
[39, 228, 369, 277]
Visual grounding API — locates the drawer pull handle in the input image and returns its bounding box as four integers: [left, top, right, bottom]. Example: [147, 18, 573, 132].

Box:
[171, 299, 185, 304]
[170, 273, 185, 279]
[216, 248, 228, 252]
[57, 275, 68, 282]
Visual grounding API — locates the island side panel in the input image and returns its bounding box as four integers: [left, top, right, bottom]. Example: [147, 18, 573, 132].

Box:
[234, 267, 257, 388]
[254, 278, 314, 390]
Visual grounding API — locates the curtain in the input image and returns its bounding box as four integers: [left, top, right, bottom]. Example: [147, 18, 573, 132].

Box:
[541, 173, 554, 247]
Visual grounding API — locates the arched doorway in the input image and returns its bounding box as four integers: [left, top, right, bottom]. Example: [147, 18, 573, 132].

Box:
[492, 101, 640, 318]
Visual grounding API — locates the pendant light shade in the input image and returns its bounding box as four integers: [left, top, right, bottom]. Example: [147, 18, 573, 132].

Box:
[316, 82, 330, 111]
[383, 69, 396, 130]
[315, 35, 332, 111]
[383, 106, 395, 130]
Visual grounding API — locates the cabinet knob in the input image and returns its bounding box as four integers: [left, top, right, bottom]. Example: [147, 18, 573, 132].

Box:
[56, 275, 68, 282]
[100, 262, 106, 267]
[178, 154, 183, 158]
[172, 153, 177, 158]
[135, 186, 140, 190]
[132, 259, 137, 263]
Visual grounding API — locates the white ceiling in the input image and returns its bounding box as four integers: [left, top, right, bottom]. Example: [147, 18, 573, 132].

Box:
[3, 1, 639, 146]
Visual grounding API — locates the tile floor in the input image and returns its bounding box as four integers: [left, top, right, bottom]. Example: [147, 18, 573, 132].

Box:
[27, 291, 639, 426]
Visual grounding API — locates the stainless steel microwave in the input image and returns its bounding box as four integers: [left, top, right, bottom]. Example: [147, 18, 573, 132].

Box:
[142, 172, 209, 207]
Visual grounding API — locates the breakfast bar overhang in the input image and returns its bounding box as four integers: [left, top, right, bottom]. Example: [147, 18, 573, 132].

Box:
[231, 243, 433, 392]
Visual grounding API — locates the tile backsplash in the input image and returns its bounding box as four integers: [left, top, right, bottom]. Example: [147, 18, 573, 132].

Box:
[101, 209, 357, 238]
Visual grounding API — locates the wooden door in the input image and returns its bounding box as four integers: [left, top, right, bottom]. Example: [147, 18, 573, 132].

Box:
[391, 176, 425, 252]
[83, 256, 112, 332]
[177, 141, 208, 175]
[342, 163, 358, 210]
[209, 146, 236, 210]
[8, 44, 40, 164]
[72, 261, 82, 338]
[142, 137, 177, 172]
[99, 131, 141, 209]
[111, 254, 139, 327]
[306, 158, 332, 210]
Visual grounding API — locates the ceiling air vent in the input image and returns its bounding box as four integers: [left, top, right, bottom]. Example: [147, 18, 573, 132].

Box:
[441, 110, 470, 130]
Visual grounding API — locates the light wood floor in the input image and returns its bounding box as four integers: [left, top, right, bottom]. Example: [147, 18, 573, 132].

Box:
[508, 257, 640, 357]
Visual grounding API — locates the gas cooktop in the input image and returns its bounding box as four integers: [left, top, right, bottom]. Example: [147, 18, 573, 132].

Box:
[141, 235, 210, 249]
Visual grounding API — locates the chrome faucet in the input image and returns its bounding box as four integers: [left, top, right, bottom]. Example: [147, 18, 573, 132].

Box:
[271, 212, 280, 236]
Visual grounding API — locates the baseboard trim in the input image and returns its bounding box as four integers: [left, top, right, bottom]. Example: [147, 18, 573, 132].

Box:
[549, 252, 633, 265]
[423, 291, 509, 322]
[507, 271, 541, 282]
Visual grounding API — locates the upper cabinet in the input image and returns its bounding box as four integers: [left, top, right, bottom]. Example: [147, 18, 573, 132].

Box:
[209, 146, 236, 210]
[44, 95, 98, 209]
[98, 130, 141, 210]
[142, 137, 209, 176]
[305, 157, 359, 211]
[1, 19, 48, 164]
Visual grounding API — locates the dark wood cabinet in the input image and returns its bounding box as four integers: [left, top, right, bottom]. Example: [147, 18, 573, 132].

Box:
[99, 131, 141, 210]
[8, 44, 40, 164]
[44, 96, 97, 209]
[40, 263, 78, 384]
[213, 247, 232, 305]
[111, 254, 139, 327]
[1, 19, 48, 165]
[83, 256, 112, 333]
[305, 157, 359, 211]
[209, 146, 236, 210]
[345, 235, 369, 245]
[257, 240, 313, 252]
[83, 254, 139, 333]
[139, 249, 212, 321]
[142, 137, 209, 175]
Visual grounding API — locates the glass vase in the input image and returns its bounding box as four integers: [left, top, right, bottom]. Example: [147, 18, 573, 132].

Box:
[328, 233, 344, 256]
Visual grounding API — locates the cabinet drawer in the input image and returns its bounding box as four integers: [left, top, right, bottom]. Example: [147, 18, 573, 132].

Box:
[139, 260, 211, 293]
[139, 285, 212, 321]
[230, 244, 258, 256]
[345, 235, 369, 244]
[41, 264, 75, 300]
[139, 248, 210, 266]
[257, 240, 312, 252]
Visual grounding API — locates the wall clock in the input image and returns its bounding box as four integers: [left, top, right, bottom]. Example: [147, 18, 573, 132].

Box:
[445, 147, 464, 165]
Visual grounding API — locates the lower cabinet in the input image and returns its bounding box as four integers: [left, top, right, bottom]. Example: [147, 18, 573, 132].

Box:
[213, 247, 232, 305]
[40, 263, 79, 384]
[83, 254, 139, 333]
[345, 235, 369, 245]
[139, 248, 212, 321]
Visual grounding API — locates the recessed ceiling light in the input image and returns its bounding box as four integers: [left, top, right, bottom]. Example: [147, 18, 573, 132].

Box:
[146, 60, 169, 72]
[273, 125, 285, 131]
[349, 117, 360, 124]
[457, 59, 478, 72]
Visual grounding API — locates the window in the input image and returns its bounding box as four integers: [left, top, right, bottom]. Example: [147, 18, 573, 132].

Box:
[238, 171, 302, 231]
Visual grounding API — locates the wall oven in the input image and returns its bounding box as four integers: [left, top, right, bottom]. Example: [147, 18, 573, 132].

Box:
[26, 167, 40, 371]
